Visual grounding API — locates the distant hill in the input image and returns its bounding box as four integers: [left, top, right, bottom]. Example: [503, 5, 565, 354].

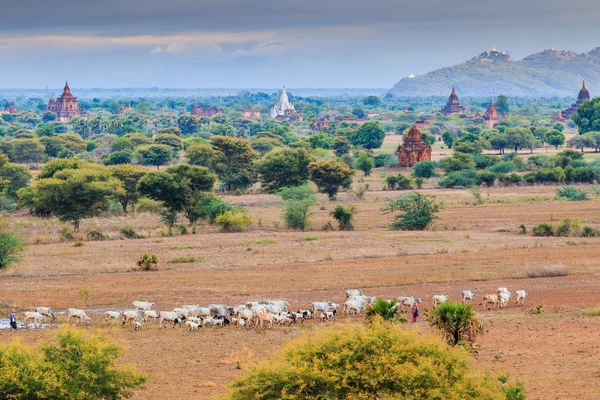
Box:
[389, 48, 600, 97]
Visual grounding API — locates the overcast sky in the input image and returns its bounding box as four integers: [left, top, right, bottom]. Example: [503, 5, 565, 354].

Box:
[1, 0, 599, 89]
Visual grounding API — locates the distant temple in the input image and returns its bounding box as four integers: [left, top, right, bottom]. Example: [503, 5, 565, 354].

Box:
[414, 117, 430, 129]
[440, 86, 465, 115]
[237, 109, 261, 119]
[271, 86, 302, 120]
[0, 102, 17, 115]
[562, 81, 591, 119]
[46, 81, 81, 122]
[397, 125, 432, 168]
[483, 98, 499, 128]
[191, 104, 224, 118]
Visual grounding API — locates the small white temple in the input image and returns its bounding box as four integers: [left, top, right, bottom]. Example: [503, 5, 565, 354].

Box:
[271, 85, 297, 118]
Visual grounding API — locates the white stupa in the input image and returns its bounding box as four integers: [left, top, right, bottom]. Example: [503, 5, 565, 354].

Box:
[271, 85, 296, 118]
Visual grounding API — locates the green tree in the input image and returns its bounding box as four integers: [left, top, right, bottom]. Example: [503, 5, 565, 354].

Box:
[352, 122, 385, 149]
[35, 124, 55, 137]
[351, 107, 366, 118]
[0, 326, 146, 399]
[10, 138, 45, 166]
[0, 232, 22, 269]
[494, 95, 510, 114]
[227, 322, 511, 400]
[209, 123, 236, 137]
[111, 137, 133, 152]
[57, 133, 87, 154]
[39, 136, 63, 157]
[275, 185, 317, 231]
[381, 192, 443, 230]
[354, 152, 375, 176]
[135, 144, 173, 170]
[505, 128, 535, 152]
[431, 301, 484, 347]
[32, 165, 124, 231]
[330, 205, 356, 231]
[553, 122, 565, 132]
[0, 154, 31, 199]
[110, 164, 147, 215]
[363, 95, 381, 106]
[101, 151, 133, 165]
[124, 133, 152, 147]
[211, 136, 258, 191]
[185, 143, 223, 170]
[488, 132, 508, 154]
[546, 129, 565, 149]
[572, 97, 600, 134]
[41, 111, 57, 123]
[332, 135, 352, 157]
[439, 152, 476, 173]
[306, 132, 333, 149]
[154, 133, 183, 154]
[258, 148, 313, 193]
[412, 161, 438, 178]
[567, 135, 593, 152]
[442, 131, 454, 148]
[309, 160, 354, 200]
[157, 127, 182, 136]
[177, 114, 200, 135]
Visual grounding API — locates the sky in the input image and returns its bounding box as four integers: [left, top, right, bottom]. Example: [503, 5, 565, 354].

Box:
[1, 0, 599, 89]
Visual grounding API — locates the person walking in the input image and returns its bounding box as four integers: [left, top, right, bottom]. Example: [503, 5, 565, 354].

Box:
[411, 303, 419, 323]
[8, 310, 17, 330]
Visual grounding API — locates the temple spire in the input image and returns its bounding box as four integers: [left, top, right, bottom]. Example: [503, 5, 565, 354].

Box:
[582, 80, 586, 90]
[451, 85, 456, 95]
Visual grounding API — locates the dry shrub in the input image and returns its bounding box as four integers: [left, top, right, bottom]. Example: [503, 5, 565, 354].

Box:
[199, 381, 217, 388]
[220, 347, 255, 366]
[526, 265, 568, 278]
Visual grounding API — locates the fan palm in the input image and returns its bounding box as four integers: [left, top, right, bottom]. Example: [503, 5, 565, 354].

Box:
[430, 301, 484, 346]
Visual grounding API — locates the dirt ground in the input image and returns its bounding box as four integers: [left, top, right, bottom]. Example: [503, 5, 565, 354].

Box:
[2, 184, 600, 399]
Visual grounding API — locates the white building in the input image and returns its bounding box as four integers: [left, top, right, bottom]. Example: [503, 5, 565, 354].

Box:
[271, 85, 296, 118]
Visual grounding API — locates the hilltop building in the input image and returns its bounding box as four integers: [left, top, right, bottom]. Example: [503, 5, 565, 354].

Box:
[191, 104, 224, 118]
[440, 86, 465, 115]
[397, 125, 432, 168]
[563, 81, 591, 119]
[483, 98, 499, 128]
[46, 81, 81, 122]
[271, 86, 302, 120]
[0, 102, 17, 115]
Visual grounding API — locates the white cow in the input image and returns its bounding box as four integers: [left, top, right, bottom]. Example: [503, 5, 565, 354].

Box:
[311, 302, 339, 316]
[397, 297, 422, 312]
[67, 308, 91, 325]
[345, 289, 364, 299]
[483, 294, 499, 310]
[24, 311, 45, 325]
[105, 311, 122, 323]
[143, 310, 159, 323]
[515, 290, 528, 307]
[122, 310, 144, 325]
[132, 301, 155, 311]
[35, 307, 56, 321]
[432, 295, 449, 310]
[461, 290, 476, 306]
[498, 292, 511, 309]
[159, 311, 182, 328]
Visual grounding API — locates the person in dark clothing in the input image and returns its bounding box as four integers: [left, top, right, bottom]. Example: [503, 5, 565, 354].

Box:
[411, 303, 419, 323]
[8, 310, 17, 329]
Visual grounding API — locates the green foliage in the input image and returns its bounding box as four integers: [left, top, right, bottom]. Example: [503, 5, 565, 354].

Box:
[556, 185, 589, 201]
[363, 95, 381, 106]
[330, 205, 356, 231]
[430, 301, 484, 347]
[385, 174, 413, 190]
[0, 156, 31, 199]
[351, 122, 385, 149]
[382, 192, 443, 231]
[307, 132, 333, 149]
[556, 218, 581, 237]
[581, 226, 600, 237]
[488, 161, 517, 174]
[153, 133, 183, 154]
[177, 114, 200, 135]
[309, 160, 354, 200]
[332, 135, 352, 157]
[135, 198, 162, 214]
[101, 150, 133, 165]
[136, 253, 158, 271]
[365, 299, 400, 321]
[86, 229, 107, 241]
[354, 152, 374, 176]
[0, 232, 22, 269]
[9, 138, 45, 165]
[439, 169, 479, 188]
[412, 161, 438, 178]
[442, 131, 454, 148]
[440, 152, 476, 173]
[532, 223, 554, 237]
[0, 327, 146, 399]
[135, 144, 173, 169]
[119, 227, 140, 239]
[211, 136, 258, 192]
[110, 164, 147, 214]
[258, 148, 313, 193]
[215, 210, 252, 232]
[276, 185, 317, 231]
[495, 95, 510, 114]
[227, 322, 509, 400]
[110, 137, 133, 152]
[573, 97, 600, 134]
[546, 129, 565, 149]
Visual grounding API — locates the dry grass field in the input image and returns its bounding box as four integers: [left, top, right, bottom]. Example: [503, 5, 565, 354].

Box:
[2, 182, 600, 399]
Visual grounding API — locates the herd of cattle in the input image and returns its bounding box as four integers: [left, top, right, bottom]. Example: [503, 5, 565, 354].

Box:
[19, 287, 528, 331]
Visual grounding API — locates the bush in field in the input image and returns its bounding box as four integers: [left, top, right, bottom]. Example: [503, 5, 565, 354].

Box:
[581, 226, 600, 237]
[364, 299, 400, 321]
[226, 322, 513, 399]
[309, 160, 354, 200]
[119, 227, 140, 239]
[215, 210, 252, 232]
[0, 232, 22, 269]
[430, 302, 485, 347]
[276, 185, 316, 231]
[532, 223, 554, 237]
[136, 253, 158, 271]
[382, 192, 443, 231]
[86, 229, 107, 241]
[0, 326, 146, 399]
[354, 152, 375, 176]
[556, 185, 589, 201]
[556, 218, 581, 237]
[330, 205, 356, 231]
[488, 161, 517, 174]
[438, 169, 479, 188]
[412, 161, 438, 178]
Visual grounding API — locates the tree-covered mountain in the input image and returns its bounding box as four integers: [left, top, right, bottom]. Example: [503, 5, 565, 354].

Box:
[389, 48, 600, 97]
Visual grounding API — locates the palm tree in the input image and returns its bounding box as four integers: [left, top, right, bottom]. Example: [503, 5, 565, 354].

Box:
[430, 301, 484, 346]
[365, 299, 399, 321]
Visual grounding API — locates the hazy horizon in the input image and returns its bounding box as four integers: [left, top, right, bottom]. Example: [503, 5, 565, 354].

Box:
[2, 0, 599, 89]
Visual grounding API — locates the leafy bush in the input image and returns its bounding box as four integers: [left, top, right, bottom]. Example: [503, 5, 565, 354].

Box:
[373, 153, 396, 168]
[276, 185, 317, 231]
[86, 229, 107, 241]
[473, 155, 500, 170]
[438, 169, 479, 188]
[498, 173, 523, 186]
[477, 171, 496, 187]
[488, 161, 517, 174]
[365, 299, 400, 321]
[330, 205, 356, 231]
[136, 253, 158, 271]
[226, 322, 510, 399]
[73, 240, 85, 247]
[556, 186, 589, 201]
[532, 223, 554, 237]
[412, 161, 438, 178]
[0, 327, 146, 399]
[120, 227, 140, 239]
[304, 236, 318, 241]
[60, 226, 74, 242]
[382, 192, 443, 231]
[581, 226, 600, 237]
[215, 210, 252, 232]
[135, 198, 163, 214]
[0, 232, 22, 269]
[167, 257, 197, 264]
[526, 265, 568, 278]
[556, 218, 581, 237]
[430, 301, 484, 347]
